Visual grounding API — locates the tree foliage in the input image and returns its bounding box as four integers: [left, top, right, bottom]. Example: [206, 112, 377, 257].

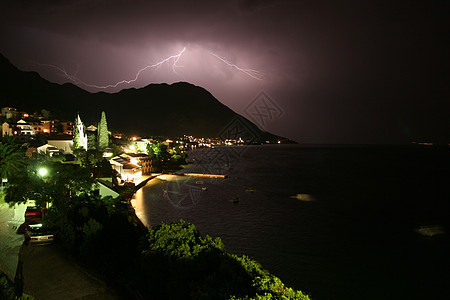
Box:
[109, 143, 122, 157]
[74, 149, 104, 170]
[0, 136, 28, 181]
[97, 111, 109, 150]
[140, 221, 310, 300]
[145, 220, 224, 260]
[87, 132, 97, 150]
[146, 142, 186, 172]
[4, 159, 95, 207]
[0, 271, 34, 299]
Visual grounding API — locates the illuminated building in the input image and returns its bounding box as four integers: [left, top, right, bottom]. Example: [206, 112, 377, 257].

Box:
[2, 119, 34, 136]
[16, 119, 34, 135]
[32, 120, 51, 134]
[47, 136, 75, 154]
[37, 144, 62, 157]
[120, 153, 153, 174]
[110, 155, 143, 184]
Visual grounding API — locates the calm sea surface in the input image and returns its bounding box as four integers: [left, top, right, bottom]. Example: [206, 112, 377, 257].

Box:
[131, 145, 450, 299]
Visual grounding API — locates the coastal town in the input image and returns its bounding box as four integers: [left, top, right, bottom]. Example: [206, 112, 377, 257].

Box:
[1, 106, 251, 185]
[0, 106, 308, 300]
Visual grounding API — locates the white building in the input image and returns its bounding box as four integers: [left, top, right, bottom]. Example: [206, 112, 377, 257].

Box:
[47, 138, 74, 154]
[2, 122, 12, 136]
[110, 155, 142, 183]
[16, 119, 34, 135]
[37, 144, 62, 156]
[2, 120, 34, 136]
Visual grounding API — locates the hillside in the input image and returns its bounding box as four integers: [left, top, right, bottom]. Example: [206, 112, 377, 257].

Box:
[0, 53, 291, 142]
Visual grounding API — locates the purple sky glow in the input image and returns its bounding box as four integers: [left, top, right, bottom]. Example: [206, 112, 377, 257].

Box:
[1, 0, 449, 144]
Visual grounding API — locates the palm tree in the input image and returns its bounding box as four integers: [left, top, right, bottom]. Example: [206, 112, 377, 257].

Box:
[0, 137, 28, 185]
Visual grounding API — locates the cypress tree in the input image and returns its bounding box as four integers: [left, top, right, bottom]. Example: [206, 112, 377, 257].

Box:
[97, 111, 109, 150]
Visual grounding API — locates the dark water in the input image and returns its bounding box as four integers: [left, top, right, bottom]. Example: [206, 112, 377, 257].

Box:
[132, 145, 450, 299]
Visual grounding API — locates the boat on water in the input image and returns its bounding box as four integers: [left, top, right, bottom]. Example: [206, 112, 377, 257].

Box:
[415, 225, 446, 237]
[291, 194, 315, 201]
[229, 193, 240, 204]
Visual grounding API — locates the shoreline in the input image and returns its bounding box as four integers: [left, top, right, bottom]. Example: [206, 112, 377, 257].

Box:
[132, 170, 226, 193]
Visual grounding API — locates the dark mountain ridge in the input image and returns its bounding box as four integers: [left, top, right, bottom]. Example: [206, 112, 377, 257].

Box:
[0, 53, 291, 142]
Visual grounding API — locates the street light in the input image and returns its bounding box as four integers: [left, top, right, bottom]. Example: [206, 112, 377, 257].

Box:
[38, 168, 48, 177]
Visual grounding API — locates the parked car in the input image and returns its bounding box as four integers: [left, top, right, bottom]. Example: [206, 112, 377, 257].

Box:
[24, 223, 54, 245]
[24, 206, 42, 222]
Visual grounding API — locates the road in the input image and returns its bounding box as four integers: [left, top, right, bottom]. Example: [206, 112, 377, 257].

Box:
[1, 203, 121, 299]
[18, 243, 119, 300]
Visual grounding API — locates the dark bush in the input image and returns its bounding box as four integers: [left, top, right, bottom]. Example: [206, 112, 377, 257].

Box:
[138, 220, 310, 300]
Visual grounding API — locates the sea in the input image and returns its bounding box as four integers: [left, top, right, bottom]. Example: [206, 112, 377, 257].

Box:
[131, 144, 450, 300]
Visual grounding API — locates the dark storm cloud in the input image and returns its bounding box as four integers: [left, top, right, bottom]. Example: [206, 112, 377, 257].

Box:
[5, 1, 247, 43]
[1, 0, 449, 143]
[237, 0, 292, 11]
[3, 0, 310, 57]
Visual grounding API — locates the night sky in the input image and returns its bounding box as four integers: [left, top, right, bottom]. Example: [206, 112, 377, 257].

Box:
[1, 0, 449, 144]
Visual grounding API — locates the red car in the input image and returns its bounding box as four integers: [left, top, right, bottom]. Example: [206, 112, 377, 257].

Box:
[24, 206, 42, 222]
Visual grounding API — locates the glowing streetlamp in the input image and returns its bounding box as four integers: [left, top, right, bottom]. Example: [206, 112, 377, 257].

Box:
[38, 168, 48, 178]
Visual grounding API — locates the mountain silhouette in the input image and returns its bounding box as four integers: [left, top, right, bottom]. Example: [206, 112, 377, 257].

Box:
[0, 53, 291, 142]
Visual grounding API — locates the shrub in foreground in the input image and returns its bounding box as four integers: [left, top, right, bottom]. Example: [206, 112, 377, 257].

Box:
[139, 220, 311, 300]
[0, 271, 33, 300]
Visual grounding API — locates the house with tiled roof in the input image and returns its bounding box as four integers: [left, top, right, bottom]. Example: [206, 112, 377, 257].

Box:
[110, 155, 142, 184]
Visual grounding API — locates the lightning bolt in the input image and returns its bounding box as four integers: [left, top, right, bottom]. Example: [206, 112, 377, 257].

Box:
[37, 63, 83, 85]
[39, 47, 263, 89]
[39, 47, 186, 89]
[210, 52, 264, 81]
